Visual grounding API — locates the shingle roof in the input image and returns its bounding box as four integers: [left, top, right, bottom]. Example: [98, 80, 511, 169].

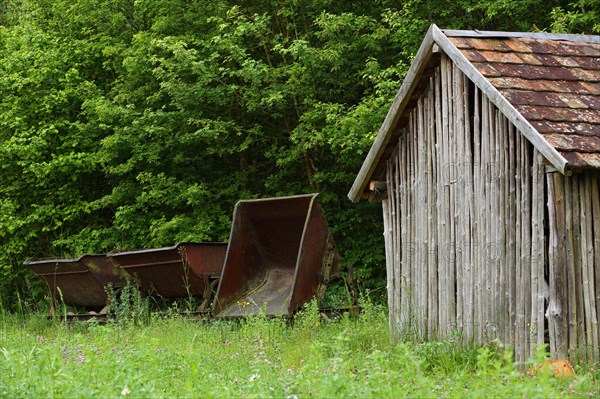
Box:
[448, 34, 600, 169]
[349, 25, 600, 202]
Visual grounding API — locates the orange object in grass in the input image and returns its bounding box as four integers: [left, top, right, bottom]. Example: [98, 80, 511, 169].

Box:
[530, 359, 575, 378]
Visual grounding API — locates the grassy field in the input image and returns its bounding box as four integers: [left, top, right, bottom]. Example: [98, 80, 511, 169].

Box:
[0, 299, 598, 398]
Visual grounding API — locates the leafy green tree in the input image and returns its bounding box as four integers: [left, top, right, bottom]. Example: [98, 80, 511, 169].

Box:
[0, 0, 598, 310]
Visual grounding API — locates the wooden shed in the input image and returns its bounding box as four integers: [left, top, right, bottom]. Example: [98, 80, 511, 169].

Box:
[349, 25, 600, 362]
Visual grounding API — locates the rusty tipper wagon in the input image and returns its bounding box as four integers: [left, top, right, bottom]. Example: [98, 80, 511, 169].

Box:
[25, 254, 126, 312]
[213, 194, 339, 318]
[108, 243, 227, 311]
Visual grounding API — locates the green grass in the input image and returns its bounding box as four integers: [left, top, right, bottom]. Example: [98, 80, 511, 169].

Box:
[0, 300, 598, 398]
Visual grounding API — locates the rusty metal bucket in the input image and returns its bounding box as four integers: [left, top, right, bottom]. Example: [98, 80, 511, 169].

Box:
[213, 194, 339, 317]
[108, 243, 226, 299]
[25, 254, 126, 309]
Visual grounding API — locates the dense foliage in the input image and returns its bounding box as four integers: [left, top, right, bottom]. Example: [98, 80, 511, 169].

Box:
[0, 0, 598, 310]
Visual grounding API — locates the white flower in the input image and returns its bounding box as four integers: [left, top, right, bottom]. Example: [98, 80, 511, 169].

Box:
[249, 374, 260, 382]
[121, 387, 131, 395]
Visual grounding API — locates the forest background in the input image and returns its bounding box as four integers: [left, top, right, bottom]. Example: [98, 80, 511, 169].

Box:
[0, 0, 598, 311]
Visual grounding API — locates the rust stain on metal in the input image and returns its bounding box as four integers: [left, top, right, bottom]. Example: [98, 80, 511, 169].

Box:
[213, 194, 339, 318]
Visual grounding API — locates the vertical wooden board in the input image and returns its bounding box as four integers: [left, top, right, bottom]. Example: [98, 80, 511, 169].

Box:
[580, 175, 593, 360]
[587, 175, 600, 362]
[505, 120, 515, 351]
[463, 73, 474, 343]
[571, 176, 585, 361]
[435, 66, 447, 338]
[383, 160, 395, 338]
[445, 57, 456, 334]
[530, 150, 540, 358]
[427, 77, 438, 340]
[441, 55, 451, 337]
[507, 123, 517, 349]
[473, 87, 483, 343]
[392, 156, 400, 336]
[416, 100, 426, 338]
[411, 107, 419, 337]
[395, 147, 403, 338]
[564, 175, 578, 360]
[582, 175, 599, 361]
[591, 174, 600, 362]
[547, 174, 558, 356]
[498, 114, 508, 349]
[481, 95, 491, 342]
[535, 153, 546, 349]
[412, 104, 420, 336]
[388, 146, 396, 337]
[496, 112, 506, 349]
[489, 99, 497, 341]
[407, 110, 415, 331]
[394, 144, 402, 334]
[492, 110, 500, 344]
[514, 128, 524, 355]
[399, 125, 408, 332]
[548, 173, 569, 359]
[453, 63, 464, 337]
[521, 135, 532, 362]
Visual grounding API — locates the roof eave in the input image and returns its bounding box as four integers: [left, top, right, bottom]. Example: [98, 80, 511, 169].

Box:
[347, 24, 437, 202]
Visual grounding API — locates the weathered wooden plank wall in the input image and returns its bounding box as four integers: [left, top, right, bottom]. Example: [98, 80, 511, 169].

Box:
[381, 54, 550, 362]
[547, 171, 600, 362]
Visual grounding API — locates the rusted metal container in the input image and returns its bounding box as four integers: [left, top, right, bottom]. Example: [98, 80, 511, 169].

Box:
[25, 254, 126, 308]
[108, 243, 226, 299]
[213, 194, 339, 318]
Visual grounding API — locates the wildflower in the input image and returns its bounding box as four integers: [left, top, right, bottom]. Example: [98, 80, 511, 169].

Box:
[287, 368, 293, 374]
[300, 359, 305, 365]
[121, 387, 131, 395]
[249, 374, 259, 382]
[308, 389, 313, 395]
